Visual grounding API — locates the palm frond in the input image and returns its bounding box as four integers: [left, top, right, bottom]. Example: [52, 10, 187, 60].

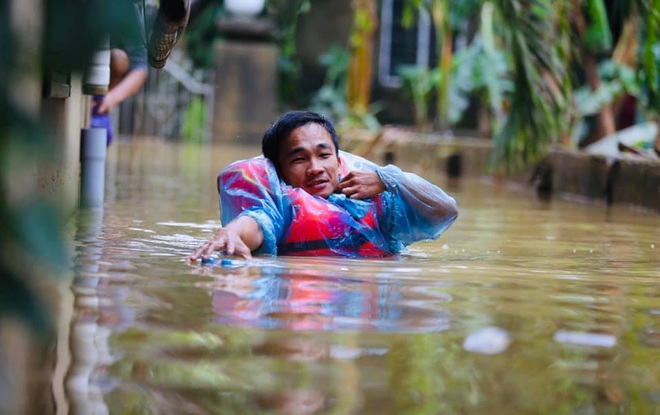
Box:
[584, 0, 612, 51]
[489, 0, 569, 172]
[638, 0, 660, 112]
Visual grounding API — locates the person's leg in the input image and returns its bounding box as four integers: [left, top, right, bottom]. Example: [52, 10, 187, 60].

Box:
[109, 48, 131, 89]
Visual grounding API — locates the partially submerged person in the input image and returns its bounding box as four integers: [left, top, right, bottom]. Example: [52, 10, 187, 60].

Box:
[189, 111, 458, 261]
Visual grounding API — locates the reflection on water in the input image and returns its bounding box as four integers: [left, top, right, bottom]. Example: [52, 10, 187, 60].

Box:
[64, 141, 659, 414]
[201, 258, 453, 332]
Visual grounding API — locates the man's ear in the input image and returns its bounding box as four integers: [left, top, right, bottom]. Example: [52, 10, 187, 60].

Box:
[336, 154, 344, 183]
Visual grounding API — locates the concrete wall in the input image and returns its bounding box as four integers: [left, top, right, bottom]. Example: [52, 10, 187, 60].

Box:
[213, 40, 279, 144]
[341, 129, 660, 211]
[8, 0, 88, 216]
[549, 150, 660, 211]
[40, 76, 90, 216]
[341, 128, 492, 178]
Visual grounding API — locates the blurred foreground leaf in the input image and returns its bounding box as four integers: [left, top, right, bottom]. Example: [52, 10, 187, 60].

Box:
[14, 201, 69, 274]
[0, 268, 50, 334]
[0, 0, 138, 336]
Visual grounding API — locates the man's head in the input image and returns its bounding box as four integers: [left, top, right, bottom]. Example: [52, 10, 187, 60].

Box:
[262, 111, 341, 198]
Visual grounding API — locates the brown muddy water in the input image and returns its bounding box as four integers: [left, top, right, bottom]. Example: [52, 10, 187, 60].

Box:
[62, 140, 659, 414]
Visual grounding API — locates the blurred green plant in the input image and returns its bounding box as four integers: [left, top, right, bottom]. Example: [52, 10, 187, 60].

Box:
[180, 95, 207, 143]
[310, 45, 382, 131]
[636, 0, 660, 117]
[309, 46, 350, 121]
[398, 3, 511, 134]
[268, 0, 311, 108]
[0, 0, 137, 333]
[397, 65, 439, 132]
[401, 0, 481, 132]
[454, 3, 511, 133]
[585, 0, 612, 50]
[574, 59, 640, 118]
[489, 0, 569, 172]
[183, 1, 221, 69]
[393, 0, 659, 171]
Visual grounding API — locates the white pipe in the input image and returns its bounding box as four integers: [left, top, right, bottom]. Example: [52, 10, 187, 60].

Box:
[79, 128, 107, 208]
[83, 38, 110, 96]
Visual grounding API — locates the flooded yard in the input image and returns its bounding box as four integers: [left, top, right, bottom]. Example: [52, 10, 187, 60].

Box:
[63, 140, 659, 414]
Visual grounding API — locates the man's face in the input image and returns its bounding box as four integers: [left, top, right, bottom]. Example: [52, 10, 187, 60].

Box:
[277, 123, 340, 199]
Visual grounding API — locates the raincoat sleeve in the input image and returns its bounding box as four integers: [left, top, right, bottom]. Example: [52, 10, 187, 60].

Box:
[217, 157, 289, 255]
[339, 151, 458, 247]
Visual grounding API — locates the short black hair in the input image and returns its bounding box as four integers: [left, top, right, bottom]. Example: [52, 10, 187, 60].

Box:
[262, 111, 340, 168]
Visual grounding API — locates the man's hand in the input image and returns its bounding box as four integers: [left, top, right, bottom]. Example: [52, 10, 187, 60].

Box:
[95, 93, 119, 115]
[96, 68, 148, 114]
[189, 227, 253, 261]
[188, 216, 263, 262]
[337, 170, 386, 199]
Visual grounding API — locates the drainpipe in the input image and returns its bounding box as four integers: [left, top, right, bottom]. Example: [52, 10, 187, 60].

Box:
[80, 39, 110, 208]
[79, 128, 107, 208]
[82, 38, 111, 96]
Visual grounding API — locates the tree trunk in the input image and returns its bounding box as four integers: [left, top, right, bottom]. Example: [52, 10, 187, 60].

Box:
[432, 0, 452, 132]
[347, 0, 377, 118]
[478, 99, 491, 138]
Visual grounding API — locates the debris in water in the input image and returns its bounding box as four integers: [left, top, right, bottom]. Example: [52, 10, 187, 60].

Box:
[463, 326, 511, 355]
[553, 330, 617, 348]
[200, 257, 246, 268]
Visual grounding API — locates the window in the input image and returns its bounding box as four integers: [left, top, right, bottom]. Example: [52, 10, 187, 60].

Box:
[378, 0, 433, 88]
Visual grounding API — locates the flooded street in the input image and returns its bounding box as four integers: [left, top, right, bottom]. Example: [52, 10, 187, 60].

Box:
[64, 140, 659, 414]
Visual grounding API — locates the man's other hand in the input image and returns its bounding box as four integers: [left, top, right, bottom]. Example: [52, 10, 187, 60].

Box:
[337, 170, 386, 199]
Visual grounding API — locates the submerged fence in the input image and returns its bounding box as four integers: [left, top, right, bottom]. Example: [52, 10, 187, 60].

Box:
[117, 53, 215, 142]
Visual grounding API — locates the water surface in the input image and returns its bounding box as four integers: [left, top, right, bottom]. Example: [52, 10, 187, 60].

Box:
[65, 140, 659, 414]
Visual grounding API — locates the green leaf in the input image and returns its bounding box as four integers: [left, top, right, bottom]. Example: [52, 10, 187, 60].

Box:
[584, 0, 612, 51]
[14, 201, 69, 275]
[490, 0, 568, 172]
[0, 267, 51, 334]
[402, 0, 426, 28]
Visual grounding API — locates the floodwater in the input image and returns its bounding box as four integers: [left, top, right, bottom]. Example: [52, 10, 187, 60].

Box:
[63, 140, 659, 414]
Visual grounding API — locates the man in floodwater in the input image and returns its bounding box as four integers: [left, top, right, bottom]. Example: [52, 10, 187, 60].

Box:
[189, 110, 458, 260]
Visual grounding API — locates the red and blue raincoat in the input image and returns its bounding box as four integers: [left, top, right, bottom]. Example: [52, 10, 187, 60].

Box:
[217, 151, 457, 257]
